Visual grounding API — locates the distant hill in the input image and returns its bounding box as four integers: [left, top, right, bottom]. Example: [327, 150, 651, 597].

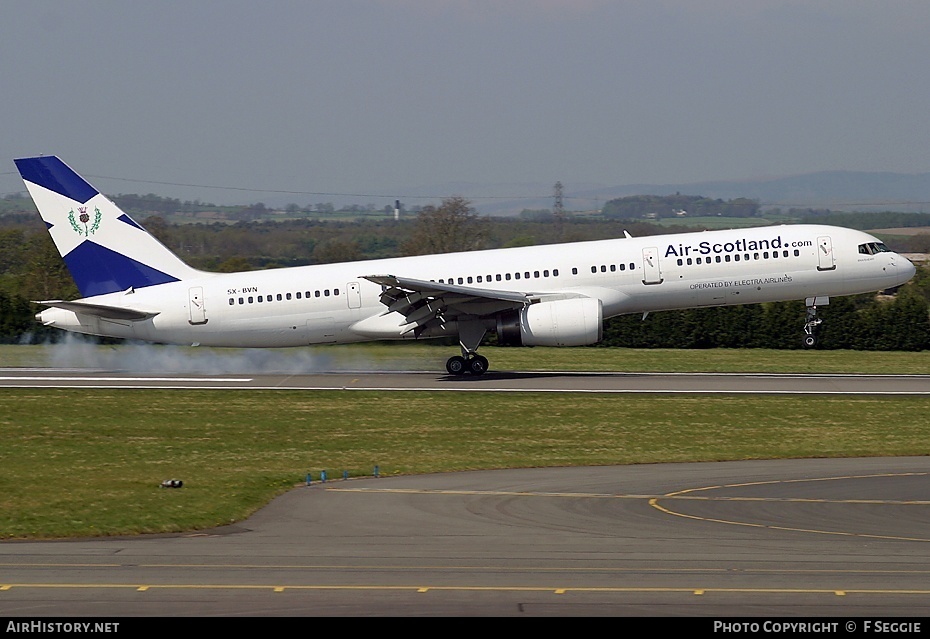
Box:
[472, 171, 930, 216]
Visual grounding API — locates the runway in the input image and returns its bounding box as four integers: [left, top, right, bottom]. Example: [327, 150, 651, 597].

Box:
[2, 458, 930, 617]
[3, 368, 930, 394]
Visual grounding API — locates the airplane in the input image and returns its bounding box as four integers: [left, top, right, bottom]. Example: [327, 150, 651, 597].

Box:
[14, 155, 917, 375]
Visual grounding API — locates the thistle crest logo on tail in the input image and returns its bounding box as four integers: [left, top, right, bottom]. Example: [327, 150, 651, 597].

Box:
[68, 206, 102, 236]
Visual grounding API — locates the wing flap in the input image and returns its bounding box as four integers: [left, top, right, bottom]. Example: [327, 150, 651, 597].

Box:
[361, 274, 531, 326]
[359, 274, 532, 334]
[363, 274, 530, 304]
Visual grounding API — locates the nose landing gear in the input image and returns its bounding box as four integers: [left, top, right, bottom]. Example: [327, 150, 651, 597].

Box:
[803, 296, 828, 348]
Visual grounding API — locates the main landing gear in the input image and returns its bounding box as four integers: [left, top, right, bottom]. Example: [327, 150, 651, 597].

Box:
[446, 320, 490, 376]
[803, 296, 828, 348]
[446, 352, 489, 376]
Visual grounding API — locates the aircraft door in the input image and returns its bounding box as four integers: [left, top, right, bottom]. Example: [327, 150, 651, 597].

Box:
[817, 236, 836, 271]
[188, 287, 208, 325]
[642, 247, 663, 284]
[346, 281, 361, 309]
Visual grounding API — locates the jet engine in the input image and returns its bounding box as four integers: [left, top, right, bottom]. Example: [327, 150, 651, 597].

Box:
[496, 298, 603, 347]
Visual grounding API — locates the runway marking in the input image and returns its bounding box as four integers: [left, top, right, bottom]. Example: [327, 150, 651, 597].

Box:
[3, 583, 930, 596]
[328, 483, 930, 506]
[651, 472, 930, 542]
[329, 473, 930, 543]
[0, 376, 251, 383]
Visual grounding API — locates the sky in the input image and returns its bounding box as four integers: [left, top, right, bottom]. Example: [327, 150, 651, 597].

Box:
[2, 0, 930, 208]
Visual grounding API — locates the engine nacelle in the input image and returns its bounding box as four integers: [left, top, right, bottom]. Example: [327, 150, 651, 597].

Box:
[497, 298, 603, 347]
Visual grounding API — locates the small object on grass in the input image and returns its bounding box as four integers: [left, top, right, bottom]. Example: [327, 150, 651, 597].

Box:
[160, 479, 183, 488]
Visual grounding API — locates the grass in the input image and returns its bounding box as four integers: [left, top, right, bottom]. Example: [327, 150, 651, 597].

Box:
[2, 343, 930, 539]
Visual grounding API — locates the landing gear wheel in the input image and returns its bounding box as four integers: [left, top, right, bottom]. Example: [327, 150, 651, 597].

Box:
[803, 303, 823, 349]
[468, 355, 489, 376]
[446, 356, 467, 375]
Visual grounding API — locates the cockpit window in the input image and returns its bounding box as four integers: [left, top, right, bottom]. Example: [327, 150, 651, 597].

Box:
[858, 242, 890, 255]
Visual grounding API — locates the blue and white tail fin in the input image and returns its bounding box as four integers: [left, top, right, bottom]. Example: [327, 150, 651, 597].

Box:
[14, 156, 201, 298]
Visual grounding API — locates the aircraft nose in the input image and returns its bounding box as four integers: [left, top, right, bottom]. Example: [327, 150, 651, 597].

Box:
[898, 254, 917, 284]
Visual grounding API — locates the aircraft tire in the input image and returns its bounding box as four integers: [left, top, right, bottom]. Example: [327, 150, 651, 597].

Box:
[446, 356, 467, 375]
[468, 355, 489, 376]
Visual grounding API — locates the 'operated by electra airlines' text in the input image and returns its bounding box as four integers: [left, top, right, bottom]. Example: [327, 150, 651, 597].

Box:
[15, 156, 916, 375]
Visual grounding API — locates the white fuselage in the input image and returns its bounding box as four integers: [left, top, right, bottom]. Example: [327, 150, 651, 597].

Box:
[38, 224, 914, 347]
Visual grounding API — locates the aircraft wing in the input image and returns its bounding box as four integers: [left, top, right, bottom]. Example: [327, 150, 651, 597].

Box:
[36, 300, 160, 322]
[360, 274, 531, 336]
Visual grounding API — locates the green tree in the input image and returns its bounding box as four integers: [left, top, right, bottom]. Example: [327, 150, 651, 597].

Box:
[313, 239, 362, 264]
[401, 196, 487, 255]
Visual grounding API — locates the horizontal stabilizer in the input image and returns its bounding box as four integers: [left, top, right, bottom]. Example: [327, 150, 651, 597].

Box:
[36, 300, 159, 321]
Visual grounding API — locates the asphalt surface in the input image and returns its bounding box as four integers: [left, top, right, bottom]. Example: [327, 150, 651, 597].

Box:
[3, 369, 930, 394]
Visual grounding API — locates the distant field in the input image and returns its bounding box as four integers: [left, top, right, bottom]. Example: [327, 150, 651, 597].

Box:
[653, 216, 774, 229]
[868, 227, 930, 236]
